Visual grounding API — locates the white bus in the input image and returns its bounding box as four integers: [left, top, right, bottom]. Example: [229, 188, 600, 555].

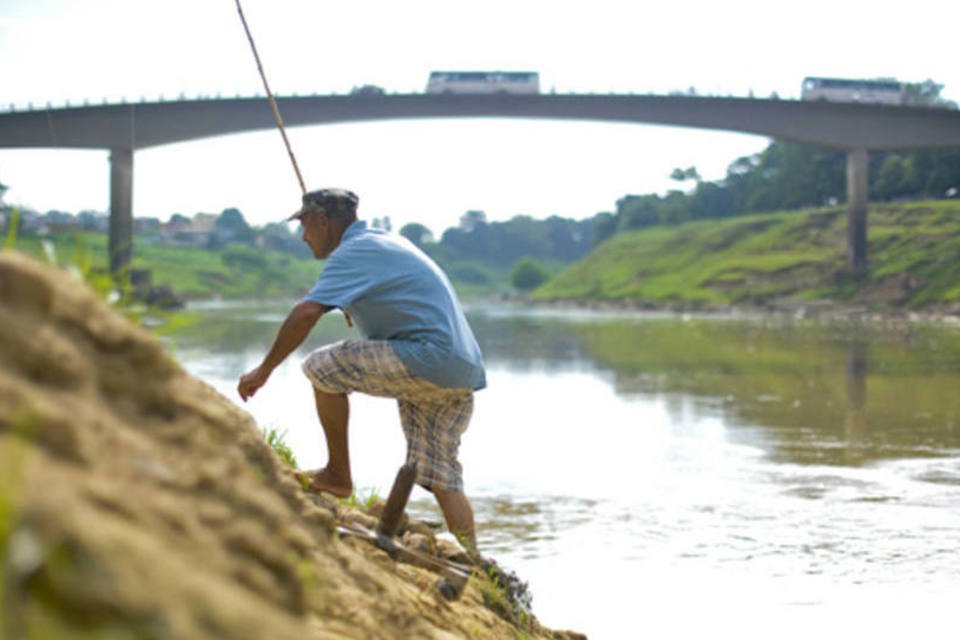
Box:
[426, 71, 540, 95]
[801, 77, 904, 105]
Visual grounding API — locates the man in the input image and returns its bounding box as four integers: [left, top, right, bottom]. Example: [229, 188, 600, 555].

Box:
[237, 188, 486, 552]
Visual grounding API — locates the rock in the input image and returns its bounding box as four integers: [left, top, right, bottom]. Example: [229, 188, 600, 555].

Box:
[436, 533, 473, 565]
[342, 510, 378, 531]
[142, 285, 185, 310]
[401, 531, 436, 555]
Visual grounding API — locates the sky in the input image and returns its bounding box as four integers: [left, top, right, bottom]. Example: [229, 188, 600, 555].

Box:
[1, 0, 958, 237]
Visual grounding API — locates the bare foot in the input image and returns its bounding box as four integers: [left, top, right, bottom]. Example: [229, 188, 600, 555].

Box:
[293, 467, 353, 498]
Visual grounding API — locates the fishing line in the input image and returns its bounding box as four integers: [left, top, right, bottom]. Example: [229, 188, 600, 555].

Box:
[234, 0, 307, 194]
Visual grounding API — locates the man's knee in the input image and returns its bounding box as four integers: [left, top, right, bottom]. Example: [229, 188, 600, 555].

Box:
[312, 385, 346, 400]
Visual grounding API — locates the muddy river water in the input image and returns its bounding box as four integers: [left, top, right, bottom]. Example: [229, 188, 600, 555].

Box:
[165, 301, 960, 639]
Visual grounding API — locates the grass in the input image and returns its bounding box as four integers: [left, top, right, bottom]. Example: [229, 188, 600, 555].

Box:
[0, 441, 21, 613]
[8, 231, 321, 300]
[535, 200, 960, 310]
[6, 227, 572, 307]
[339, 487, 381, 512]
[260, 426, 298, 470]
[136, 242, 320, 299]
[4, 207, 20, 249]
[1, 408, 41, 623]
[476, 558, 533, 631]
[257, 427, 382, 509]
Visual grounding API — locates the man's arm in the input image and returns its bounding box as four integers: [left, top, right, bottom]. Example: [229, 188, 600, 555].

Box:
[237, 300, 329, 401]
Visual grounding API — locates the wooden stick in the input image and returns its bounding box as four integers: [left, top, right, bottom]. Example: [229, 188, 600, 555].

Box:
[377, 463, 418, 538]
[336, 523, 472, 599]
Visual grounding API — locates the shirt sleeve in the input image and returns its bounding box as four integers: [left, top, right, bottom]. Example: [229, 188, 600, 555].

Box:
[302, 247, 373, 309]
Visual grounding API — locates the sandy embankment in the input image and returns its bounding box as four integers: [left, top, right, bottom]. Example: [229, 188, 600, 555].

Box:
[0, 251, 584, 640]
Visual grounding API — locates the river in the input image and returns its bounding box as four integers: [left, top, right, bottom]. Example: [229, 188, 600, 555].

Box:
[164, 301, 960, 639]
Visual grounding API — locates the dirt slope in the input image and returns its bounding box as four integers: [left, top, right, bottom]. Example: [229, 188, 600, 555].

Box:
[0, 251, 583, 640]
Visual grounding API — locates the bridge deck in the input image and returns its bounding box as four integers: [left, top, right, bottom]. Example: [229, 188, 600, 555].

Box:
[2, 94, 960, 152]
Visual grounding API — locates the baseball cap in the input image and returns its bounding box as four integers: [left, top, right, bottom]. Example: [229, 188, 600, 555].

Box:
[287, 188, 359, 221]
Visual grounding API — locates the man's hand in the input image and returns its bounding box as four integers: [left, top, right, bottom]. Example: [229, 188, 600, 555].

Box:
[238, 365, 271, 402]
[237, 301, 326, 403]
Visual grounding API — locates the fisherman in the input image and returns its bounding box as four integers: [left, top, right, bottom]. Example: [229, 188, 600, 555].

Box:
[237, 188, 486, 553]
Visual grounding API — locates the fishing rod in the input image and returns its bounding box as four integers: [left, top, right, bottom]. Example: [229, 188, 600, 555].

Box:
[234, 0, 307, 195]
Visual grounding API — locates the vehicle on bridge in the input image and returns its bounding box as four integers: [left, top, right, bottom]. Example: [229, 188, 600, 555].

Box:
[801, 77, 904, 105]
[426, 71, 539, 95]
[350, 84, 385, 96]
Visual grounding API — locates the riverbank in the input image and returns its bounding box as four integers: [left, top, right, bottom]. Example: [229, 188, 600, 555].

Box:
[11, 201, 960, 319]
[0, 251, 584, 639]
[534, 200, 960, 315]
[513, 294, 960, 328]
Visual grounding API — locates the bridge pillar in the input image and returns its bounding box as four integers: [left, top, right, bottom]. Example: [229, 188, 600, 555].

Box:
[108, 147, 133, 276]
[846, 148, 869, 278]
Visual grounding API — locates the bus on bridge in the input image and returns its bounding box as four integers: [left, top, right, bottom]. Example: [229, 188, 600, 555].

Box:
[801, 77, 904, 105]
[426, 71, 540, 95]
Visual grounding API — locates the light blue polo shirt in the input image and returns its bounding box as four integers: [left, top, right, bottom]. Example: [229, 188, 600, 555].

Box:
[303, 221, 486, 391]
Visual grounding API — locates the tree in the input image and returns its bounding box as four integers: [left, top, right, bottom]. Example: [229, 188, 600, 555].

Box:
[902, 79, 957, 109]
[260, 221, 309, 256]
[690, 182, 735, 219]
[592, 212, 618, 246]
[399, 222, 434, 247]
[510, 257, 550, 291]
[215, 207, 250, 233]
[873, 154, 914, 201]
[213, 207, 254, 245]
[670, 166, 701, 184]
[221, 244, 268, 270]
[722, 142, 844, 213]
[459, 210, 487, 232]
[911, 149, 960, 197]
[371, 216, 393, 231]
[616, 194, 663, 230]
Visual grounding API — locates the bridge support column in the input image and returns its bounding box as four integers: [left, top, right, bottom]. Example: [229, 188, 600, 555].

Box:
[846, 147, 869, 278]
[108, 147, 133, 277]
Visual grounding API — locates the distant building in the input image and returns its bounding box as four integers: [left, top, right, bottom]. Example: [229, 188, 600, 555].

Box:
[77, 210, 108, 232]
[156, 212, 219, 247]
[44, 210, 75, 232]
[134, 217, 162, 234]
[189, 213, 217, 233]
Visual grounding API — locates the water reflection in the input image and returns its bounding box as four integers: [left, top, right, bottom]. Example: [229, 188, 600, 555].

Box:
[542, 313, 960, 467]
[844, 337, 868, 463]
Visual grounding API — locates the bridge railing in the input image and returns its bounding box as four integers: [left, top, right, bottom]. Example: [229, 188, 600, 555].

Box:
[0, 92, 279, 114]
[1, 87, 790, 114]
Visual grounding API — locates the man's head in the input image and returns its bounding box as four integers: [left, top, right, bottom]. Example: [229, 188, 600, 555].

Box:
[288, 188, 359, 259]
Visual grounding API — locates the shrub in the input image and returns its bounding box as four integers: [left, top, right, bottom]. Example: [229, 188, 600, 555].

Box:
[510, 257, 550, 291]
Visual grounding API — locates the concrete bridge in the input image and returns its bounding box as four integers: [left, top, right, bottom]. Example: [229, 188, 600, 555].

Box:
[2, 93, 960, 276]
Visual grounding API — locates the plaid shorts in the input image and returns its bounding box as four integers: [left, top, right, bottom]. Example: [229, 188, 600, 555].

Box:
[302, 340, 474, 492]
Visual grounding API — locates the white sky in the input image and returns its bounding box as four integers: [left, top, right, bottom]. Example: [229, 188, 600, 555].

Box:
[1, 0, 957, 236]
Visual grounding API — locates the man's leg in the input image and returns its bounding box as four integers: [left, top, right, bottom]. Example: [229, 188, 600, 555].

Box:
[397, 390, 477, 556]
[433, 487, 477, 557]
[307, 386, 353, 497]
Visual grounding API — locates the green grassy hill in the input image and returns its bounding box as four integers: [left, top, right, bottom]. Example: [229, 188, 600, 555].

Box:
[6, 232, 514, 301]
[534, 200, 960, 311]
[8, 233, 321, 300]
